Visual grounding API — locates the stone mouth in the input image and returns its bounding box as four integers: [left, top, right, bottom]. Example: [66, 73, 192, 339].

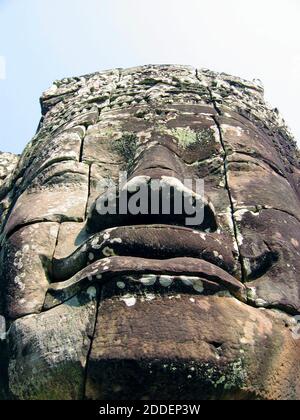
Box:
[52, 224, 238, 281]
[45, 254, 246, 310]
[47, 223, 282, 311]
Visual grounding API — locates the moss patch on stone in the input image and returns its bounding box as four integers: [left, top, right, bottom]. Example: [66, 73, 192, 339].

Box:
[112, 133, 138, 172]
[169, 127, 215, 149]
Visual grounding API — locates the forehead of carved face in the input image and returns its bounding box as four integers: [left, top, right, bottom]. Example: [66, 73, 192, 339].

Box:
[1, 65, 300, 400]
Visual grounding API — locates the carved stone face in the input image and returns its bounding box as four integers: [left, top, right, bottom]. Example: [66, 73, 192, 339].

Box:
[0, 65, 300, 400]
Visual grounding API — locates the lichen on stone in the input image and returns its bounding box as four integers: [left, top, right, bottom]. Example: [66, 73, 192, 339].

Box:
[169, 127, 215, 149]
[111, 132, 138, 172]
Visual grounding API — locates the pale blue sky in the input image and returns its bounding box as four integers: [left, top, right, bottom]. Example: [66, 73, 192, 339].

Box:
[0, 0, 299, 154]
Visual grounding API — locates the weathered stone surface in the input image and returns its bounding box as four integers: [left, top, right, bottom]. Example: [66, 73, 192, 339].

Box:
[53, 221, 86, 260]
[87, 162, 120, 214]
[0, 315, 7, 399]
[0, 222, 59, 319]
[0, 152, 19, 189]
[111, 65, 210, 108]
[236, 208, 300, 313]
[86, 286, 300, 400]
[218, 114, 286, 173]
[22, 127, 84, 183]
[0, 153, 20, 230]
[7, 289, 97, 400]
[0, 65, 299, 400]
[227, 155, 300, 220]
[3, 161, 89, 236]
[82, 119, 124, 166]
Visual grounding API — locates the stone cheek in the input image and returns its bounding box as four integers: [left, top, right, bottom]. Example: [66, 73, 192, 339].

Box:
[227, 156, 300, 220]
[7, 289, 97, 400]
[237, 209, 300, 312]
[0, 222, 59, 319]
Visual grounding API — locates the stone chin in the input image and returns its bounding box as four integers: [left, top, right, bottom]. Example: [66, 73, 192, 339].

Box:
[0, 65, 300, 400]
[48, 225, 299, 400]
[86, 287, 299, 400]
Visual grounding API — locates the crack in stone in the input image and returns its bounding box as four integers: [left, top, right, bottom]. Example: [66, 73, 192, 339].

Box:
[49, 223, 61, 278]
[82, 289, 101, 400]
[2, 216, 85, 244]
[212, 116, 246, 282]
[206, 86, 222, 115]
[79, 133, 85, 163]
[84, 164, 92, 220]
[195, 69, 245, 281]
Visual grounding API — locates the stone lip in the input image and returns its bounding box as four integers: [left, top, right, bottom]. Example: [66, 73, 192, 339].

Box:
[44, 255, 246, 310]
[52, 224, 238, 281]
[50, 221, 282, 312]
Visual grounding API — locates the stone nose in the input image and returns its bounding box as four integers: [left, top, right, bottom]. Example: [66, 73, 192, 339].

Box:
[87, 172, 217, 235]
[130, 143, 184, 181]
[86, 144, 218, 233]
